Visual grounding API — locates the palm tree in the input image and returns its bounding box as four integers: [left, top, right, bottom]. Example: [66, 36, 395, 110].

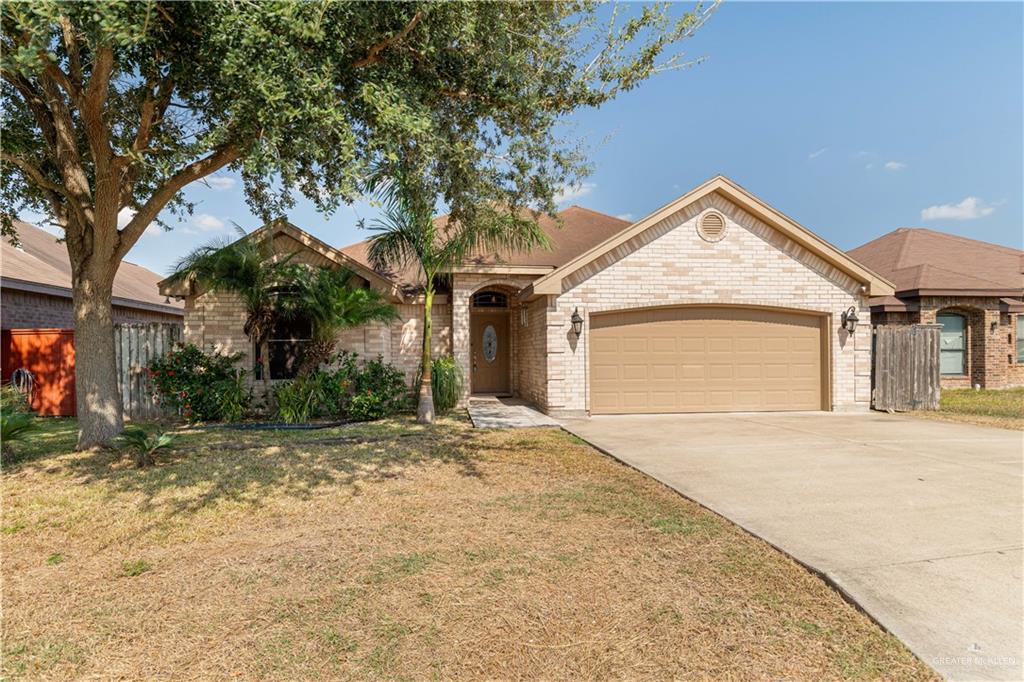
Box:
[367, 176, 549, 423]
[288, 267, 398, 373]
[167, 226, 295, 391]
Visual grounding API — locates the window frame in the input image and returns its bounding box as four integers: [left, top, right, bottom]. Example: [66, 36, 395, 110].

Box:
[937, 312, 967, 376]
[1016, 315, 1024, 364]
[260, 315, 313, 381]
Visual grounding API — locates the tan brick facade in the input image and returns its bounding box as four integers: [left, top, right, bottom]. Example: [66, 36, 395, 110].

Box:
[182, 289, 453, 397]
[543, 193, 871, 415]
[176, 190, 879, 413]
[874, 296, 1023, 389]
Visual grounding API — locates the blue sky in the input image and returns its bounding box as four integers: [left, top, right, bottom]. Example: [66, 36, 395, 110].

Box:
[27, 2, 1024, 274]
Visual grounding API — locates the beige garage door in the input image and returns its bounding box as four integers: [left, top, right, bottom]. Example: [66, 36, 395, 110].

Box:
[590, 307, 826, 414]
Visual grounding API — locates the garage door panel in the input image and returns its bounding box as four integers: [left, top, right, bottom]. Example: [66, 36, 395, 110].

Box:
[591, 307, 824, 414]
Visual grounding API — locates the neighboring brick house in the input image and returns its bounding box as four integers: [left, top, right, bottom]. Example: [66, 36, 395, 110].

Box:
[162, 176, 893, 416]
[849, 229, 1024, 389]
[1, 220, 184, 328]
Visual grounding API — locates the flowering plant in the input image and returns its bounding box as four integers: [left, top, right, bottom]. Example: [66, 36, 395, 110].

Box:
[148, 344, 251, 422]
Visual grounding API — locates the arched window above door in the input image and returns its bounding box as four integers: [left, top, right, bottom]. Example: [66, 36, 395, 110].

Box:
[472, 291, 509, 308]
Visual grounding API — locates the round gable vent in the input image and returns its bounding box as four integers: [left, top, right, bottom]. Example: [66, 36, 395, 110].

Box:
[697, 211, 727, 242]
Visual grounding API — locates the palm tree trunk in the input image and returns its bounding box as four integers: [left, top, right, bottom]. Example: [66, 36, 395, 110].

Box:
[417, 284, 435, 424]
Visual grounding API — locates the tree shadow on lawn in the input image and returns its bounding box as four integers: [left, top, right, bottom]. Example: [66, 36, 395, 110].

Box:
[58, 416, 487, 520]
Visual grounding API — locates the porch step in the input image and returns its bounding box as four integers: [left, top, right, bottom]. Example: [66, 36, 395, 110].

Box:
[467, 397, 560, 429]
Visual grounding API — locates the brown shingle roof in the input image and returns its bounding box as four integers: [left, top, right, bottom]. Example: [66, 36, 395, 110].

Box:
[1, 220, 183, 314]
[848, 228, 1023, 295]
[340, 206, 631, 289]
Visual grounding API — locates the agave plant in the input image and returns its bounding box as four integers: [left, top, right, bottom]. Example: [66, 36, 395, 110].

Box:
[1, 410, 40, 463]
[120, 426, 176, 468]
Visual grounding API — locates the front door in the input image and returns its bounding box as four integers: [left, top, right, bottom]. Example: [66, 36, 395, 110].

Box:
[471, 311, 510, 394]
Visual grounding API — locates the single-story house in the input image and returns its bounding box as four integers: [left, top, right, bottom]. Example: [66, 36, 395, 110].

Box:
[1, 220, 184, 328]
[161, 176, 893, 416]
[849, 228, 1024, 389]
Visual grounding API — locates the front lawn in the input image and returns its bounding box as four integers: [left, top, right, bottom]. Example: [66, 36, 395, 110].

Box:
[2, 417, 934, 680]
[913, 387, 1024, 430]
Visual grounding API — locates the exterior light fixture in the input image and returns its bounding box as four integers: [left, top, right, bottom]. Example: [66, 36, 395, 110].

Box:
[570, 307, 584, 338]
[841, 306, 859, 334]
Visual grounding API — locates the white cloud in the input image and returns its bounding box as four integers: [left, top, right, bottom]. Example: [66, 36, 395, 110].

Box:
[553, 182, 596, 205]
[616, 213, 634, 221]
[865, 163, 874, 170]
[193, 213, 226, 232]
[884, 160, 907, 171]
[920, 197, 995, 221]
[204, 175, 236, 191]
[808, 147, 828, 160]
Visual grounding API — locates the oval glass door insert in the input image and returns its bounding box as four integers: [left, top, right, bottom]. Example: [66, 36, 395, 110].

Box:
[483, 325, 498, 363]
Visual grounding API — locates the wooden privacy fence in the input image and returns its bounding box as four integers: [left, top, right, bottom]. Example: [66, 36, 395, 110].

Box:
[114, 322, 183, 421]
[873, 324, 941, 412]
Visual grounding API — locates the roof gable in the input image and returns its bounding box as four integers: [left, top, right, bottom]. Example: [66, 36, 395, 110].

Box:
[527, 176, 894, 296]
[158, 220, 405, 302]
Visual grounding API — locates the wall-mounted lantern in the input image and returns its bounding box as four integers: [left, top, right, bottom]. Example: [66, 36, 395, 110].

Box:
[570, 307, 584, 338]
[841, 306, 859, 334]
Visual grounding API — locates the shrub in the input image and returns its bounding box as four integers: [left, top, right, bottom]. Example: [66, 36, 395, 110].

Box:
[120, 426, 176, 468]
[272, 352, 408, 423]
[349, 356, 409, 420]
[424, 357, 464, 414]
[274, 371, 337, 424]
[148, 345, 251, 422]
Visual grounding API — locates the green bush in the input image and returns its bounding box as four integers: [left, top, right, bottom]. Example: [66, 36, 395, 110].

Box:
[148, 345, 252, 422]
[426, 357, 463, 414]
[274, 371, 337, 423]
[272, 352, 408, 423]
[1, 385, 38, 463]
[349, 356, 409, 420]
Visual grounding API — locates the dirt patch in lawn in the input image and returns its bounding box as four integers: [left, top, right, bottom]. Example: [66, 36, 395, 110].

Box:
[2, 417, 936, 680]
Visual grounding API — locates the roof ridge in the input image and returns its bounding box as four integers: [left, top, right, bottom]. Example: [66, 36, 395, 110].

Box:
[564, 205, 630, 223]
[893, 262, 1012, 290]
[899, 226, 1022, 255]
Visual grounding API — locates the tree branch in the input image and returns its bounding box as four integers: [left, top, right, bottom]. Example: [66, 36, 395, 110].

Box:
[352, 11, 423, 68]
[0, 152, 65, 195]
[60, 15, 83, 90]
[116, 143, 240, 260]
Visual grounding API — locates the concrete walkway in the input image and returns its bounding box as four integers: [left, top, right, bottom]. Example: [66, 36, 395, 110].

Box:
[560, 412, 1023, 681]
[467, 396, 560, 428]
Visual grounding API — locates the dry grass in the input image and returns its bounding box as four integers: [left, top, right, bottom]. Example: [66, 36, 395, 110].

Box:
[910, 387, 1024, 430]
[2, 416, 936, 680]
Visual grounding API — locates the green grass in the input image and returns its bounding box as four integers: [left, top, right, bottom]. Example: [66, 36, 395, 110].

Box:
[121, 559, 151, 577]
[914, 387, 1024, 429]
[940, 387, 1024, 419]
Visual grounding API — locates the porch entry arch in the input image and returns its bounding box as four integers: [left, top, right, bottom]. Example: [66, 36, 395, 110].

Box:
[468, 284, 518, 395]
[588, 304, 831, 414]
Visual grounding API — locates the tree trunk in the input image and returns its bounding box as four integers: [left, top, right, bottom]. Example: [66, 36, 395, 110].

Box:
[417, 286, 435, 424]
[72, 264, 123, 449]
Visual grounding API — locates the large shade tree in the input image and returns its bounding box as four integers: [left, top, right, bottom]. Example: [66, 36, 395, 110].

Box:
[1, 1, 716, 447]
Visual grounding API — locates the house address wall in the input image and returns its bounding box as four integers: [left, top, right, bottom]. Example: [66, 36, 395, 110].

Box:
[544, 193, 873, 415]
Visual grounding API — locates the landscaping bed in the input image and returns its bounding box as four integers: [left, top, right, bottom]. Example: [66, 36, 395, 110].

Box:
[2, 417, 935, 680]
[911, 387, 1024, 430]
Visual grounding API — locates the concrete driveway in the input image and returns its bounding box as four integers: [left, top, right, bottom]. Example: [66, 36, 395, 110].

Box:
[560, 412, 1023, 681]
